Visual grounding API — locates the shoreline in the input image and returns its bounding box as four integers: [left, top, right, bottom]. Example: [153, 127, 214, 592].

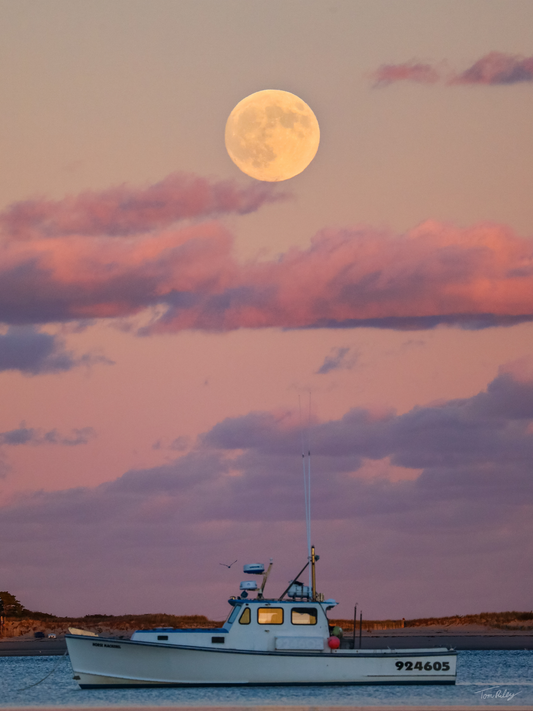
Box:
[2, 631, 533, 656]
[345, 632, 533, 650]
[0, 707, 533, 711]
[0, 638, 67, 656]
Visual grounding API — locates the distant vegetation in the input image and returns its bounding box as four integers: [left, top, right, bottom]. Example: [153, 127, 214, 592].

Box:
[0, 592, 224, 632]
[76, 614, 222, 629]
[2, 591, 533, 631]
[0, 591, 54, 619]
[0, 592, 222, 627]
[407, 611, 533, 629]
[331, 611, 533, 631]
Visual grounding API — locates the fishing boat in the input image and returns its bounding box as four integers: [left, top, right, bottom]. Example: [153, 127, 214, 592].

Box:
[66, 549, 457, 687]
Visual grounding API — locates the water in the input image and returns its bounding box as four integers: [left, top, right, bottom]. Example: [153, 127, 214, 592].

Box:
[0, 651, 532, 706]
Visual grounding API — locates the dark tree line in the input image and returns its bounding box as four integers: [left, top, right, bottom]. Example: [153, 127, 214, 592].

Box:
[0, 591, 28, 617]
[0, 591, 54, 619]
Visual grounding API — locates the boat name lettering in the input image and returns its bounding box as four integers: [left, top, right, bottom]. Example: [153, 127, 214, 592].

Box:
[395, 661, 450, 671]
[91, 642, 121, 649]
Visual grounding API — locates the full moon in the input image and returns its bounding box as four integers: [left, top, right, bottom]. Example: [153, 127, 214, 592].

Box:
[225, 90, 320, 182]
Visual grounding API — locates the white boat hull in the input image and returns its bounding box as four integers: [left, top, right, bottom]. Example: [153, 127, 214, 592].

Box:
[66, 635, 457, 687]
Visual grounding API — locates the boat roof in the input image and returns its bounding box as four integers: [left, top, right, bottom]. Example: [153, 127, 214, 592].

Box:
[228, 597, 338, 606]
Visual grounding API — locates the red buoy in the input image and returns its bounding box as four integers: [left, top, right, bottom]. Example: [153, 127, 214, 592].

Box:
[327, 636, 340, 649]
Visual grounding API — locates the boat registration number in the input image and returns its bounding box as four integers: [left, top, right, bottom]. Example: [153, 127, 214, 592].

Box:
[395, 661, 450, 671]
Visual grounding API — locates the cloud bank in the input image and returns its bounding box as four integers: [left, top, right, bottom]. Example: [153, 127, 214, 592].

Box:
[372, 52, 533, 87]
[1, 363, 533, 617]
[1, 201, 533, 331]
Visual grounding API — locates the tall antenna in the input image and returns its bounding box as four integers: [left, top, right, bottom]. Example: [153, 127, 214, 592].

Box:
[299, 393, 312, 590]
[306, 391, 312, 590]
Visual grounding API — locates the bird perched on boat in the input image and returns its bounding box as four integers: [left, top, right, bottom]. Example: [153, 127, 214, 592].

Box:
[220, 560, 237, 568]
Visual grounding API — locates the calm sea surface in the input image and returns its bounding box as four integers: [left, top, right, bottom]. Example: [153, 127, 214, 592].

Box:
[0, 651, 532, 706]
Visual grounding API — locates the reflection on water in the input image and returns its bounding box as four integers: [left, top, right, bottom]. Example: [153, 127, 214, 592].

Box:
[0, 650, 532, 706]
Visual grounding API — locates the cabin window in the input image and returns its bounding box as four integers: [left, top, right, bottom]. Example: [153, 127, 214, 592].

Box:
[239, 607, 251, 625]
[257, 607, 284, 625]
[227, 605, 241, 624]
[291, 607, 318, 625]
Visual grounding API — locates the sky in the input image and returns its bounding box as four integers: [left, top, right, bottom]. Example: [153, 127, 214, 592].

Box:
[1, 0, 533, 621]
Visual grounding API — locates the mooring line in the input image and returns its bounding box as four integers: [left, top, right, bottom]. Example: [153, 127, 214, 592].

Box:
[16, 649, 68, 691]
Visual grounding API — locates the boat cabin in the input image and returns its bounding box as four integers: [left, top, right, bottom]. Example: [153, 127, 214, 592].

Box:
[131, 597, 338, 652]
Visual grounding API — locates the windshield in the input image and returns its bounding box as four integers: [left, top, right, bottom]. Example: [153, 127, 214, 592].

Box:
[226, 604, 242, 625]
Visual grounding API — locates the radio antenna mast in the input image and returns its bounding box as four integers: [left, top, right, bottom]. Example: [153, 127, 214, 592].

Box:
[299, 393, 312, 590]
[306, 392, 312, 590]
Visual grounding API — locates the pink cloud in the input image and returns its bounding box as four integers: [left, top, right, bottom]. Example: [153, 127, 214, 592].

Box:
[372, 61, 441, 87]
[0, 172, 287, 240]
[150, 221, 533, 333]
[372, 52, 533, 87]
[1, 217, 533, 330]
[0, 221, 238, 323]
[453, 51, 533, 85]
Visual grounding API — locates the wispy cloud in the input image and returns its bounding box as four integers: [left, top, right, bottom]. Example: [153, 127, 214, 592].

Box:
[0, 423, 96, 446]
[152, 436, 190, 452]
[1, 172, 288, 240]
[0, 423, 95, 480]
[372, 52, 533, 87]
[372, 61, 442, 87]
[316, 346, 359, 374]
[0, 326, 113, 374]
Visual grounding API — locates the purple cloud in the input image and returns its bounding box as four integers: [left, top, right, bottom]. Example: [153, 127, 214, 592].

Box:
[372, 52, 533, 87]
[1, 173, 287, 240]
[1, 214, 533, 332]
[0, 424, 96, 447]
[0, 326, 113, 374]
[316, 346, 358, 374]
[454, 52, 533, 85]
[1, 364, 533, 617]
[152, 436, 190, 452]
